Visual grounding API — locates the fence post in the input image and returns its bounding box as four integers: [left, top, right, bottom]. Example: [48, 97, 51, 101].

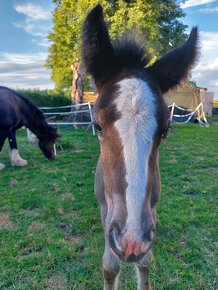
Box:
[170, 102, 175, 120]
[88, 102, 95, 136]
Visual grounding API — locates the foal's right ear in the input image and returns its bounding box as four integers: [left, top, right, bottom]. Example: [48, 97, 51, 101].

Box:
[82, 4, 115, 88]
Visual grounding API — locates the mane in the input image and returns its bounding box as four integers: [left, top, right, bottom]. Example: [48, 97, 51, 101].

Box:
[82, 5, 150, 86]
[113, 34, 150, 70]
[83, 33, 150, 86]
[0, 86, 58, 142]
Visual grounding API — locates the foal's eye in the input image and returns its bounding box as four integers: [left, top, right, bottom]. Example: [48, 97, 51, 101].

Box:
[94, 122, 102, 135]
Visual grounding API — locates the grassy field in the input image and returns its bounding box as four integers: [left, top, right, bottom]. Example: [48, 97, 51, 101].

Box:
[0, 117, 217, 290]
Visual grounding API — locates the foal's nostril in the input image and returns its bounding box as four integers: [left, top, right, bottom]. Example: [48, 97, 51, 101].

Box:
[109, 223, 125, 257]
[142, 226, 156, 242]
[149, 227, 155, 241]
[109, 223, 122, 247]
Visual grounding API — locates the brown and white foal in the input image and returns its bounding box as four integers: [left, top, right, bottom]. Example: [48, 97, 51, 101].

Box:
[82, 5, 198, 290]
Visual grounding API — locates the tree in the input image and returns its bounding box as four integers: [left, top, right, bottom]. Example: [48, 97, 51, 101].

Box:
[46, 0, 109, 93]
[46, 0, 187, 92]
[157, 0, 188, 55]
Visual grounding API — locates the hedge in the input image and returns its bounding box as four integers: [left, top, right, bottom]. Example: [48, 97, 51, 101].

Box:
[18, 89, 71, 107]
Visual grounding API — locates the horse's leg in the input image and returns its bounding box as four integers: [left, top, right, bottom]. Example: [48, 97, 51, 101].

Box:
[8, 130, 28, 167]
[135, 250, 153, 290]
[95, 159, 120, 289]
[0, 139, 5, 169]
[0, 129, 8, 170]
[102, 233, 120, 290]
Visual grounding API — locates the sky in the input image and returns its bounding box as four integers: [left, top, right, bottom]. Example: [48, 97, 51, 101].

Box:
[0, 0, 55, 90]
[0, 0, 218, 99]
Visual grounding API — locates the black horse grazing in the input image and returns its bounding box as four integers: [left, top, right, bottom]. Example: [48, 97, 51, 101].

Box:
[0, 86, 58, 170]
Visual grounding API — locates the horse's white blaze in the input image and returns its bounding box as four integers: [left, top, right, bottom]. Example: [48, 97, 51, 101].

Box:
[114, 78, 157, 235]
[54, 144, 57, 156]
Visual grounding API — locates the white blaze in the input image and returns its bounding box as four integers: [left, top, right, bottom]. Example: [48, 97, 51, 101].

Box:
[54, 144, 57, 156]
[114, 78, 157, 233]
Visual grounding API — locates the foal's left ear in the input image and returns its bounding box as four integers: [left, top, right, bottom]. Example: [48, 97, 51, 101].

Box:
[82, 4, 115, 87]
[149, 27, 199, 94]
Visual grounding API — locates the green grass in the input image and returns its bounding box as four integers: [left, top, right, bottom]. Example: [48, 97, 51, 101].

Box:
[0, 119, 217, 290]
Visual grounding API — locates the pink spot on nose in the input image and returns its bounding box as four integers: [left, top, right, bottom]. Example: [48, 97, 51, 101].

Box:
[121, 236, 148, 260]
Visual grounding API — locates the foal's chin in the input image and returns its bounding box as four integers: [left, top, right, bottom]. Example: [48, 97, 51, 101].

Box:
[115, 251, 147, 263]
[110, 244, 153, 263]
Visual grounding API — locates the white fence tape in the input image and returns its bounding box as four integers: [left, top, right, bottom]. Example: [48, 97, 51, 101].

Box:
[169, 102, 209, 127]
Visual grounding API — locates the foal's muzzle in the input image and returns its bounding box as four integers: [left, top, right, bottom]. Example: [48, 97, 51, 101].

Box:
[109, 223, 155, 262]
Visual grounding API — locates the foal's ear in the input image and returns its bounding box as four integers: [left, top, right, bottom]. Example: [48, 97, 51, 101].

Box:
[82, 4, 115, 87]
[149, 27, 199, 94]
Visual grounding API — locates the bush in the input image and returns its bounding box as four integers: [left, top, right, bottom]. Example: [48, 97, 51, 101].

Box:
[18, 89, 71, 107]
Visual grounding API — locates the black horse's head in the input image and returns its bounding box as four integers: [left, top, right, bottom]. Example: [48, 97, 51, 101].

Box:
[38, 126, 59, 160]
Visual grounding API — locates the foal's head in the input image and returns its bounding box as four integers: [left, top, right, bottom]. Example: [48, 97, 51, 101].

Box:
[82, 5, 198, 262]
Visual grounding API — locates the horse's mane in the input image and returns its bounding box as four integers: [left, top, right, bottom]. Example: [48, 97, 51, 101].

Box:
[82, 5, 151, 85]
[0, 86, 58, 142]
[113, 34, 150, 70]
